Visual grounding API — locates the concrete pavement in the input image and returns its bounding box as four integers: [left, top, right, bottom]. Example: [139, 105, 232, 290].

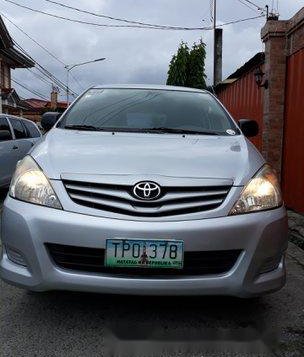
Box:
[0, 192, 303, 356]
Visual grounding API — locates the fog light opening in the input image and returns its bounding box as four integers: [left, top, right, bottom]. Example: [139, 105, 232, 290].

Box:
[259, 253, 284, 275]
[5, 246, 28, 267]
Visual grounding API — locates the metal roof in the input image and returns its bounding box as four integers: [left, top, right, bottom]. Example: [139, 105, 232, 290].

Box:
[226, 52, 265, 80]
[215, 52, 265, 91]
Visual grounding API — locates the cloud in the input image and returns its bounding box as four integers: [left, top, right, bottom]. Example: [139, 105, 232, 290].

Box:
[2, 0, 303, 100]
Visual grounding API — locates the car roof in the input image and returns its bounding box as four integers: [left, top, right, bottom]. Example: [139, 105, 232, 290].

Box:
[0, 114, 39, 127]
[92, 84, 208, 93]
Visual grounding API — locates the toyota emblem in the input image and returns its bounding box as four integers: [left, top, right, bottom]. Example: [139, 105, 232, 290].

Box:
[133, 181, 161, 200]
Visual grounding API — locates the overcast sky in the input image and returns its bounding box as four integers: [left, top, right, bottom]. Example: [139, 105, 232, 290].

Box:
[2, 0, 303, 101]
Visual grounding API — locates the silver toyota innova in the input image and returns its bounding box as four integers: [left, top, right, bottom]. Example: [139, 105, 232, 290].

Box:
[0, 85, 288, 297]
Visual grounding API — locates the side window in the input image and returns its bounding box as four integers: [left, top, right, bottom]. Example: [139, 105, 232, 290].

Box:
[9, 117, 27, 139]
[23, 120, 41, 138]
[0, 117, 13, 141]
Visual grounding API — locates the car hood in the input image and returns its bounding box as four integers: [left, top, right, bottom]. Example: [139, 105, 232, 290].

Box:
[32, 128, 265, 186]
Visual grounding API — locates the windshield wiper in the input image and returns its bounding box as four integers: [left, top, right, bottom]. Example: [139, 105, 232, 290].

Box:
[64, 124, 103, 131]
[63, 125, 220, 135]
[147, 127, 220, 135]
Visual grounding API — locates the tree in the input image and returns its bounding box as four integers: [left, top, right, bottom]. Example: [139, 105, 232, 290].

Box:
[186, 40, 207, 89]
[166, 39, 207, 90]
[166, 42, 189, 87]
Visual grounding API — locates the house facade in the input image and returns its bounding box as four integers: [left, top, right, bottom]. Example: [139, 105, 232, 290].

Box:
[0, 16, 34, 114]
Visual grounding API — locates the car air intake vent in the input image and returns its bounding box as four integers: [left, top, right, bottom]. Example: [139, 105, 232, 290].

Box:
[46, 243, 242, 277]
[63, 180, 231, 217]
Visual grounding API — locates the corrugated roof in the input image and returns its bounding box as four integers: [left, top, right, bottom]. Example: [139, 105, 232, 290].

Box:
[215, 52, 265, 91]
[226, 52, 265, 80]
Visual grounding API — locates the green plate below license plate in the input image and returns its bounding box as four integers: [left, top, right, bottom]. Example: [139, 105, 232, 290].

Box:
[105, 239, 184, 269]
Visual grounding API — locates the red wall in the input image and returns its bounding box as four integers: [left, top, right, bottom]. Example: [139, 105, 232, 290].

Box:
[217, 69, 263, 150]
[282, 49, 304, 213]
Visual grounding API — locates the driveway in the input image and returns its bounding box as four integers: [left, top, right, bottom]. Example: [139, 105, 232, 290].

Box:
[0, 192, 303, 357]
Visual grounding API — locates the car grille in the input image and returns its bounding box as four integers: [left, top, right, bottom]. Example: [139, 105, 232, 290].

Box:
[46, 243, 242, 277]
[63, 180, 231, 217]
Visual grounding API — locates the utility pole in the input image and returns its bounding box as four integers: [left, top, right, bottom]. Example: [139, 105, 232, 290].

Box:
[213, 0, 217, 87]
[213, 0, 223, 87]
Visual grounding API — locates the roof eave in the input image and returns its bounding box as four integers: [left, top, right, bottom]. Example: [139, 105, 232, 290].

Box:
[1, 47, 35, 68]
[0, 16, 13, 48]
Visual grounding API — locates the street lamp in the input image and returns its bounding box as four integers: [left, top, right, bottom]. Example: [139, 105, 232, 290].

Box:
[65, 57, 106, 104]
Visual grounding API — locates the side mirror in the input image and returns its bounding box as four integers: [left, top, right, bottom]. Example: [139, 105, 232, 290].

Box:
[41, 112, 61, 131]
[238, 119, 259, 138]
[0, 130, 12, 141]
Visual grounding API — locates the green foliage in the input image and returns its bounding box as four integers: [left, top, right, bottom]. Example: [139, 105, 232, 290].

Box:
[166, 42, 189, 87]
[166, 39, 207, 90]
[186, 40, 207, 89]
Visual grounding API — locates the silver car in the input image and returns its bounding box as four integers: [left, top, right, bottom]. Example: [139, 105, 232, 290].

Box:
[0, 85, 288, 297]
[0, 114, 41, 188]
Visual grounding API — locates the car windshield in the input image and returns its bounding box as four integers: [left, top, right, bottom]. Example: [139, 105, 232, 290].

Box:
[58, 88, 239, 135]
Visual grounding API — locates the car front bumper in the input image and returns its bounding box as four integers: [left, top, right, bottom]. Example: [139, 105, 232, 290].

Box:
[0, 197, 288, 297]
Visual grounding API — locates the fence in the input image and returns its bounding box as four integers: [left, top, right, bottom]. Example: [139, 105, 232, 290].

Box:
[217, 66, 263, 150]
[282, 48, 304, 212]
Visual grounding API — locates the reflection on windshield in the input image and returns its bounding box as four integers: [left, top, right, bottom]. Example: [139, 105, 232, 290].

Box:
[58, 88, 238, 135]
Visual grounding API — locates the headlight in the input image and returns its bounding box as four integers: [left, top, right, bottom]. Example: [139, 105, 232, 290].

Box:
[9, 156, 62, 209]
[230, 164, 282, 215]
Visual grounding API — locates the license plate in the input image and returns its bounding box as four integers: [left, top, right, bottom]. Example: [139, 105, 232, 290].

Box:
[105, 239, 184, 269]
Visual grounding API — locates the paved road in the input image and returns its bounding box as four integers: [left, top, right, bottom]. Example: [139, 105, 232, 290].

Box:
[0, 192, 303, 357]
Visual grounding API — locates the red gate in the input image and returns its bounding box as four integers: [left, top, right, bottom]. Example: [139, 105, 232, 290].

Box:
[282, 48, 304, 213]
[217, 68, 263, 150]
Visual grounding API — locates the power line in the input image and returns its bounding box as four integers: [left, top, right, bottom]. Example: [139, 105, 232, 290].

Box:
[69, 72, 85, 92]
[0, 25, 78, 100]
[26, 68, 53, 86]
[217, 14, 264, 27]
[43, 0, 202, 30]
[4, 0, 207, 30]
[11, 40, 78, 97]
[242, 0, 265, 11]
[0, 12, 65, 65]
[3, 0, 265, 31]
[1, 12, 83, 95]
[12, 78, 49, 100]
[0, 67, 49, 99]
[237, 0, 260, 13]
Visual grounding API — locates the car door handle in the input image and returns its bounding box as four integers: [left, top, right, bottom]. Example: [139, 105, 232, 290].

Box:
[12, 145, 18, 150]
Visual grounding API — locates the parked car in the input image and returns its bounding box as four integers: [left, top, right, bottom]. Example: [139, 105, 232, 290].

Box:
[0, 115, 41, 188]
[0, 85, 288, 297]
